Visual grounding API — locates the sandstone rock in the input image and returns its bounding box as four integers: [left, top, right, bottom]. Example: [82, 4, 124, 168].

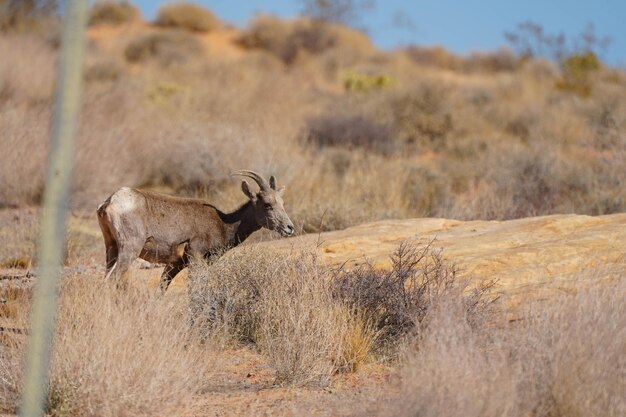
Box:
[266, 213, 626, 308]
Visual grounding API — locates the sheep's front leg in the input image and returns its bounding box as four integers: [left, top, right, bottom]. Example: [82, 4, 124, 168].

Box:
[159, 255, 188, 293]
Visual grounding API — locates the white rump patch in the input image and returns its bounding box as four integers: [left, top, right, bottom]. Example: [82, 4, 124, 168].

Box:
[111, 187, 138, 214]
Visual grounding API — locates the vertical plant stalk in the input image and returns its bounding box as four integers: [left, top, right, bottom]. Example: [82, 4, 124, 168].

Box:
[19, 1, 87, 416]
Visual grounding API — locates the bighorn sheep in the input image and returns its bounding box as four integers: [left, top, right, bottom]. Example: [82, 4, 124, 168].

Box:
[96, 171, 294, 291]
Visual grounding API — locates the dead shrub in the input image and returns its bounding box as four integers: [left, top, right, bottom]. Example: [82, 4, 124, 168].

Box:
[394, 276, 626, 417]
[380, 82, 453, 150]
[305, 114, 394, 154]
[331, 241, 496, 351]
[124, 29, 204, 66]
[0, 34, 56, 106]
[486, 146, 603, 218]
[463, 49, 519, 72]
[83, 59, 122, 82]
[404, 46, 464, 71]
[0, 0, 58, 33]
[239, 15, 373, 64]
[405, 46, 518, 73]
[0, 276, 214, 415]
[154, 2, 221, 32]
[402, 165, 454, 217]
[88, 1, 140, 27]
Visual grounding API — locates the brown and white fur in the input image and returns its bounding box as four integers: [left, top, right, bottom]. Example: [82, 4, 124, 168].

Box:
[96, 171, 294, 291]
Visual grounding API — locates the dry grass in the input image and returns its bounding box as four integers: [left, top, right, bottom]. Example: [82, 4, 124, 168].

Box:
[154, 3, 221, 33]
[0, 276, 215, 415]
[393, 277, 626, 417]
[188, 241, 494, 385]
[88, 1, 140, 27]
[189, 247, 348, 386]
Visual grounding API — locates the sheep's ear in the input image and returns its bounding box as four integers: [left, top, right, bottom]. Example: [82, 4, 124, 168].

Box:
[277, 186, 285, 196]
[269, 175, 277, 190]
[241, 180, 255, 200]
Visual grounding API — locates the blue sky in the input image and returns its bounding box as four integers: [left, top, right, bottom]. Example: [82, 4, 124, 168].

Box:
[132, 0, 625, 66]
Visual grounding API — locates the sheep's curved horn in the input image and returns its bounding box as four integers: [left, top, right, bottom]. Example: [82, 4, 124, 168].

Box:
[231, 170, 270, 191]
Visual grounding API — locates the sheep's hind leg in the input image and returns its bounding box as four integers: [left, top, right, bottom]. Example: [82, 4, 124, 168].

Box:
[107, 238, 144, 289]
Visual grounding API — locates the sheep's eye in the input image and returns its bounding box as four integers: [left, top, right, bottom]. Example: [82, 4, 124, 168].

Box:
[264, 204, 273, 210]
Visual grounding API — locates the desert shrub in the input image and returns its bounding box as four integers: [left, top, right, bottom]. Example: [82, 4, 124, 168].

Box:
[463, 49, 519, 72]
[484, 145, 611, 218]
[83, 59, 122, 82]
[239, 15, 373, 64]
[0, 0, 57, 32]
[154, 2, 220, 32]
[0, 34, 56, 107]
[306, 79, 453, 154]
[556, 51, 601, 96]
[331, 241, 496, 351]
[124, 29, 204, 66]
[0, 277, 214, 415]
[402, 165, 454, 217]
[343, 69, 393, 92]
[0, 106, 49, 207]
[300, 0, 371, 26]
[404, 46, 464, 71]
[188, 247, 349, 386]
[305, 114, 394, 154]
[382, 83, 453, 150]
[394, 276, 626, 417]
[405, 46, 518, 73]
[88, 1, 140, 27]
[505, 21, 609, 96]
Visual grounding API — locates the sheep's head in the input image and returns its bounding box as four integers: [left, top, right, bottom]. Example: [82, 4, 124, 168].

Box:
[233, 170, 295, 237]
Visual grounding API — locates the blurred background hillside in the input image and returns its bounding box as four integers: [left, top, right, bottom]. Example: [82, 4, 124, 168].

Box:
[1, 0, 625, 233]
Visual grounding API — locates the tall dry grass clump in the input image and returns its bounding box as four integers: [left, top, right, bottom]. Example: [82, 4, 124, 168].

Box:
[189, 247, 348, 386]
[393, 276, 626, 417]
[0, 276, 214, 416]
[154, 2, 221, 33]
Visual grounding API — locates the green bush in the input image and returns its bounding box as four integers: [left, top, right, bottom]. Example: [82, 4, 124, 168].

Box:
[556, 51, 601, 96]
[343, 70, 394, 92]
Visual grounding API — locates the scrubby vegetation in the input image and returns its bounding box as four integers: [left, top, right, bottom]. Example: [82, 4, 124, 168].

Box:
[124, 29, 205, 65]
[0, 0, 58, 32]
[2, 11, 623, 225]
[188, 241, 494, 385]
[1, 277, 215, 416]
[238, 15, 374, 64]
[154, 2, 221, 32]
[88, 1, 140, 27]
[394, 278, 626, 417]
[2, 241, 622, 415]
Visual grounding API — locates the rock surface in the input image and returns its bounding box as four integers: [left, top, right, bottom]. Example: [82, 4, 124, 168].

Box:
[264, 213, 626, 308]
